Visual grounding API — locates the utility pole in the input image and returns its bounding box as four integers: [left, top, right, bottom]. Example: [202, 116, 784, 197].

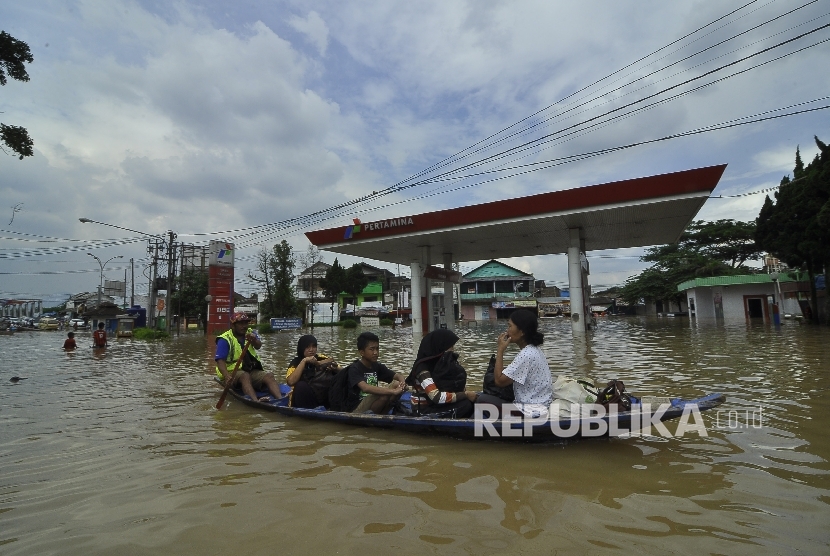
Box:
[310, 264, 315, 331]
[177, 243, 184, 336]
[130, 258, 134, 308]
[165, 230, 176, 334]
[148, 240, 160, 329]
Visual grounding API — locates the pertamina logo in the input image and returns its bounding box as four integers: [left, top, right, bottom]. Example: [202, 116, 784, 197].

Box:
[217, 243, 233, 259]
[344, 217, 414, 239]
[344, 218, 362, 239]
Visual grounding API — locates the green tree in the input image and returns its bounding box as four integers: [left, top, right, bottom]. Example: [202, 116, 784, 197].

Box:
[249, 240, 297, 318]
[0, 31, 34, 160]
[170, 267, 209, 328]
[756, 138, 830, 323]
[320, 258, 347, 300]
[343, 263, 369, 307]
[619, 220, 761, 306]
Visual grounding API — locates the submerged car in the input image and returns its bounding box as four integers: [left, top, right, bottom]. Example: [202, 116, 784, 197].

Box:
[38, 317, 60, 330]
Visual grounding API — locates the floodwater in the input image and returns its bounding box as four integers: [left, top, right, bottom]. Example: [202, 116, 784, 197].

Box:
[1, 317, 829, 555]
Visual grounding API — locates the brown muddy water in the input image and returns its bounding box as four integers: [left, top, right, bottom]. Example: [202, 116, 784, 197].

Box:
[1, 317, 829, 555]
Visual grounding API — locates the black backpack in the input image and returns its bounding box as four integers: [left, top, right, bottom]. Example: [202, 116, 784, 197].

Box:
[406, 351, 466, 393]
[482, 354, 515, 402]
[328, 360, 355, 412]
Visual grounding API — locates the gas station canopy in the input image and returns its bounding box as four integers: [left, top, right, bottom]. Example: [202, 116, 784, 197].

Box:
[305, 165, 727, 264]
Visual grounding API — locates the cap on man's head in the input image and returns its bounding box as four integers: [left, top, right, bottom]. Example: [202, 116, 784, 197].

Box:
[230, 312, 250, 324]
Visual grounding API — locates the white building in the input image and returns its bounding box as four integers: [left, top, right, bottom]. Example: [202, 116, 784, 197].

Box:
[678, 273, 799, 321]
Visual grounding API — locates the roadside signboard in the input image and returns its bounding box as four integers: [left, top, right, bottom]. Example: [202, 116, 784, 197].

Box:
[207, 264, 234, 335]
[270, 317, 303, 331]
[206, 242, 235, 335]
[492, 300, 538, 309]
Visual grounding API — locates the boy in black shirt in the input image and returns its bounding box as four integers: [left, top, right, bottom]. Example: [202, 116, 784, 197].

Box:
[347, 331, 406, 414]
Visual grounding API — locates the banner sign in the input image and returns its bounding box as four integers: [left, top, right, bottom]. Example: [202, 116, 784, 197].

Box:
[492, 300, 538, 309]
[270, 317, 303, 330]
[104, 280, 126, 296]
[422, 265, 462, 284]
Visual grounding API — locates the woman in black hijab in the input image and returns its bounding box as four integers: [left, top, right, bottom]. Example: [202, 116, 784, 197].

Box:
[406, 329, 477, 418]
[286, 335, 340, 408]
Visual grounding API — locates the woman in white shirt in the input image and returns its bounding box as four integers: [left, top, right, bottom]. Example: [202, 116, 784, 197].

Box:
[477, 309, 552, 418]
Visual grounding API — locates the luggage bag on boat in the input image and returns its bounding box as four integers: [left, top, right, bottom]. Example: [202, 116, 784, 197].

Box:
[482, 354, 515, 402]
[551, 376, 598, 417]
[597, 380, 632, 411]
[328, 361, 353, 412]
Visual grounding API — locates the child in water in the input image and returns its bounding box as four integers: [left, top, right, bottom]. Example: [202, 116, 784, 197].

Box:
[63, 331, 77, 350]
[92, 322, 107, 348]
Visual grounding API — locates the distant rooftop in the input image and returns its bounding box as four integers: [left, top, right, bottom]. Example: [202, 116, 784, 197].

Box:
[463, 260, 533, 281]
[677, 273, 795, 292]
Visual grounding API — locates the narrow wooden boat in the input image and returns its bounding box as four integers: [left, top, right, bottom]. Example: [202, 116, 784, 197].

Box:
[216, 380, 726, 442]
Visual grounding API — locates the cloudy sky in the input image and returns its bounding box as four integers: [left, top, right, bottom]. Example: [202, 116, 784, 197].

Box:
[2, 0, 829, 304]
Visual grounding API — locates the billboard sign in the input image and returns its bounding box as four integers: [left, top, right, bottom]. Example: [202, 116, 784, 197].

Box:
[270, 317, 303, 330]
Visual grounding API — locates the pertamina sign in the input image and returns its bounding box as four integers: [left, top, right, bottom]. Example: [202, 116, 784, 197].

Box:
[207, 241, 235, 335]
[344, 217, 415, 239]
[209, 240, 235, 266]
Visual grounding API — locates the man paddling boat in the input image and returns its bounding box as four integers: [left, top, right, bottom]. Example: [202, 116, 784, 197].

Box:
[214, 312, 283, 403]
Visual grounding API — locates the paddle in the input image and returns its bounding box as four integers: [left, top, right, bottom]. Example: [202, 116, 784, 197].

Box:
[216, 338, 252, 410]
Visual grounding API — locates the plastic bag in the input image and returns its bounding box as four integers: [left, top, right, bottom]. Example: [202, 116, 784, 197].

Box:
[551, 376, 598, 417]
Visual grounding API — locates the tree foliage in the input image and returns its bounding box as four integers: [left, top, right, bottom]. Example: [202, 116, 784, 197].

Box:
[320, 261, 370, 309]
[249, 240, 297, 318]
[170, 266, 209, 324]
[0, 31, 34, 160]
[619, 220, 761, 304]
[756, 138, 830, 323]
[344, 264, 369, 305]
[320, 257, 347, 301]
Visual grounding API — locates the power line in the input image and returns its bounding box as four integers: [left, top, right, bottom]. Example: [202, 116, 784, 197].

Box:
[192, 23, 830, 248]
[382, 0, 770, 192]
[0, 236, 147, 259]
[374, 1, 822, 195]
[176, 1, 774, 241]
[229, 99, 830, 250]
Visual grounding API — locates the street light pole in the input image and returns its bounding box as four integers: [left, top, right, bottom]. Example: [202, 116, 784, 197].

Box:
[80, 217, 174, 330]
[79, 218, 158, 238]
[87, 253, 123, 307]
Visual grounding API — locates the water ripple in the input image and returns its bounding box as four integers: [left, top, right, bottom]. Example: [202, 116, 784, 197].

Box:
[1, 319, 829, 554]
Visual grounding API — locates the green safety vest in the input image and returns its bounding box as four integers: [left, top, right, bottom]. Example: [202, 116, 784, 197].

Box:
[214, 328, 261, 379]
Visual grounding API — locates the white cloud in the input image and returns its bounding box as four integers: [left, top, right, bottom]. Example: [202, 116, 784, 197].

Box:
[751, 142, 821, 177]
[288, 10, 329, 57]
[1, 0, 829, 299]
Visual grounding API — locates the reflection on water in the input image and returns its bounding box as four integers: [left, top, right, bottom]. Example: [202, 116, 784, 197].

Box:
[0, 318, 829, 554]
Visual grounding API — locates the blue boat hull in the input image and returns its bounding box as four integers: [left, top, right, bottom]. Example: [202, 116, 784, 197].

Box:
[217, 380, 725, 442]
